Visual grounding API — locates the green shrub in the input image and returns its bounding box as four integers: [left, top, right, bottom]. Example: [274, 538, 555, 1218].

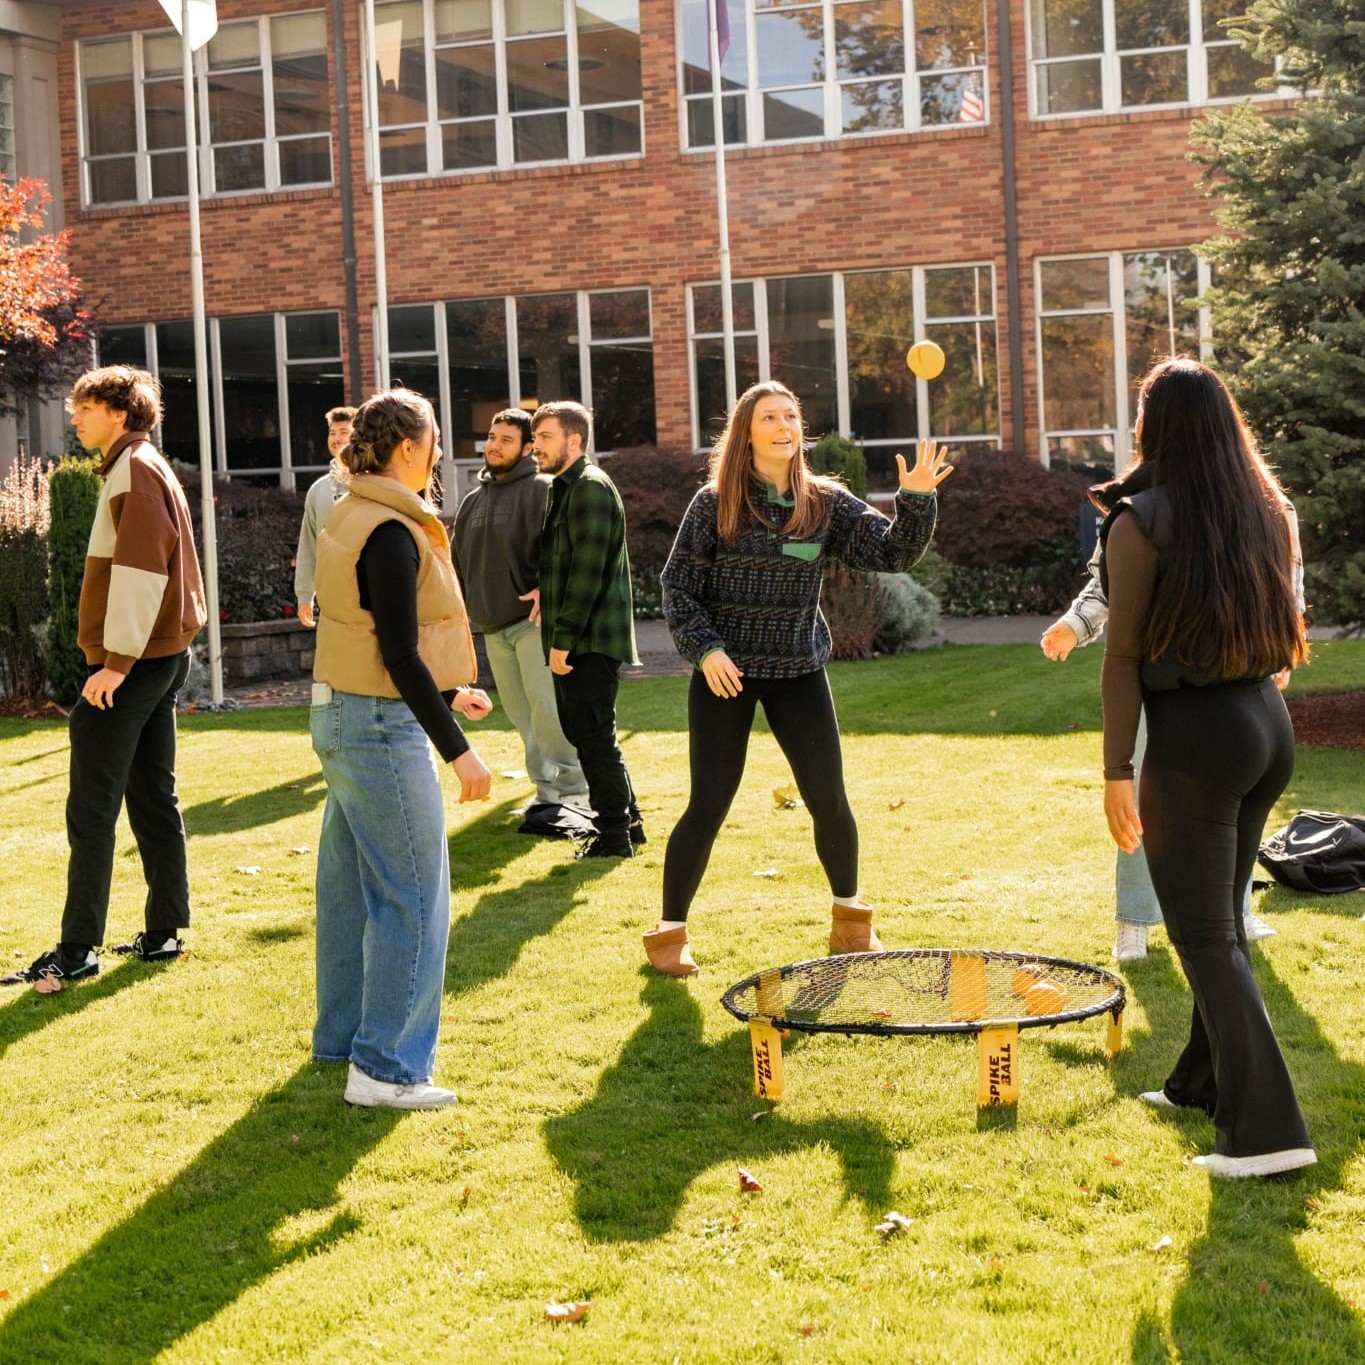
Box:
[46, 455, 101, 703]
[874, 573, 941, 652]
[0, 454, 52, 700]
[809, 432, 868, 500]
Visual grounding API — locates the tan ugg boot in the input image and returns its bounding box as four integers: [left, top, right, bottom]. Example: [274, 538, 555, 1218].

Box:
[643, 924, 698, 976]
[829, 903, 883, 955]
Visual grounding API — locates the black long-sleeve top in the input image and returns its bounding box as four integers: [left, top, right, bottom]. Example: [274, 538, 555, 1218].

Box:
[357, 521, 469, 762]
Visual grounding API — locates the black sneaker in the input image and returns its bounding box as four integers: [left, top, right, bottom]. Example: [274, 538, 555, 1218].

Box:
[575, 832, 634, 860]
[0, 945, 100, 987]
[629, 818, 647, 847]
[111, 932, 184, 962]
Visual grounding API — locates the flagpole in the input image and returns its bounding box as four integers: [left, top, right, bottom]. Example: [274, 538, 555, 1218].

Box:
[707, 1, 735, 412]
[363, 0, 391, 388]
[163, 0, 222, 703]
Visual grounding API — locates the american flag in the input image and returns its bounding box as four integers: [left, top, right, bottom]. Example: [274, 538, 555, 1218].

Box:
[958, 70, 985, 124]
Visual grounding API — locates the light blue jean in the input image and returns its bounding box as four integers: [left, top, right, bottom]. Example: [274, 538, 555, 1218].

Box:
[482, 616, 587, 806]
[1119, 708, 1252, 925]
[311, 691, 451, 1084]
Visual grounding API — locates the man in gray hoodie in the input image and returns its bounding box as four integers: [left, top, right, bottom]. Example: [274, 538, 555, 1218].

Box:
[452, 409, 589, 830]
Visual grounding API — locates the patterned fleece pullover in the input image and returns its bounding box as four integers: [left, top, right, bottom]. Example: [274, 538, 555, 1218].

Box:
[662, 479, 937, 678]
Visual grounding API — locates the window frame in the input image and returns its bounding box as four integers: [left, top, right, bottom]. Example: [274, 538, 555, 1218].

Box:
[1034, 248, 1211, 468]
[368, 0, 646, 180]
[677, 0, 991, 153]
[75, 12, 333, 209]
[1026, 0, 1286, 119]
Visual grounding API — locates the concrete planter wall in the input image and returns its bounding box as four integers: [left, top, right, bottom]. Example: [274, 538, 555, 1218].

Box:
[220, 620, 313, 687]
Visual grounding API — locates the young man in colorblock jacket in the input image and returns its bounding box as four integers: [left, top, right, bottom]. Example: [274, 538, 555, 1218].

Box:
[3, 366, 206, 990]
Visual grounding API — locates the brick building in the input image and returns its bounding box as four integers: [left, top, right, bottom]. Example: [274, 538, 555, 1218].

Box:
[6, 0, 1283, 496]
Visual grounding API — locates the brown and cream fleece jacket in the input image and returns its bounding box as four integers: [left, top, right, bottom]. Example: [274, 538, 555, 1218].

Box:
[79, 431, 207, 674]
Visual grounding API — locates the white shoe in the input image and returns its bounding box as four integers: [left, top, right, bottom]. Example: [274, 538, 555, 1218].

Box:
[1192, 1148, 1316, 1179]
[343, 1063, 457, 1110]
[1242, 910, 1276, 943]
[1114, 923, 1149, 962]
[1139, 1090, 1177, 1109]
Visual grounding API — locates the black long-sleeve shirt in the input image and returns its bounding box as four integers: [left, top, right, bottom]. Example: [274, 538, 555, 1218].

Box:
[357, 520, 469, 762]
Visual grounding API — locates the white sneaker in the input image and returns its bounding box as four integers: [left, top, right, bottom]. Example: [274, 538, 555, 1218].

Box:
[343, 1063, 457, 1110]
[1192, 1148, 1316, 1179]
[1139, 1090, 1177, 1109]
[1242, 910, 1276, 943]
[1114, 923, 1149, 962]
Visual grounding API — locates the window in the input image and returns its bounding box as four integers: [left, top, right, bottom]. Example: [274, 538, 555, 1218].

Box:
[689, 266, 1000, 488]
[679, 0, 988, 150]
[1036, 249, 1203, 466]
[78, 12, 331, 207]
[373, 0, 643, 176]
[1029, 0, 1278, 116]
[0, 75, 16, 183]
[95, 311, 344, 485]
[386, 287, 655, 458]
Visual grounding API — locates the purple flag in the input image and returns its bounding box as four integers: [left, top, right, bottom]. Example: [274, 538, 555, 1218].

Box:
[711, 0, 730, 66]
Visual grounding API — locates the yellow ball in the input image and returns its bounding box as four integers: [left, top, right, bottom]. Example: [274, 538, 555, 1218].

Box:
[906, 340, 946, 381]
[1024, 980, 1068, 1016]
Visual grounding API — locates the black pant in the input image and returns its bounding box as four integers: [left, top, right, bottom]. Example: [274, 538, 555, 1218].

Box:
[552, 652, 636, 837]
[62, 650, 193, 947]
[1142, 676, 1311, 1157]
[663, 668, 857, 919]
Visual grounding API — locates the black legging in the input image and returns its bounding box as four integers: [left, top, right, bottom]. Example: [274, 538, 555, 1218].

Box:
[662, 668, 858, 919]
[1141, 676, 1311, 1157]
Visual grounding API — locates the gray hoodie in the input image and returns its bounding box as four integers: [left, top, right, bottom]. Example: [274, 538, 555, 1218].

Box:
[451, 454, 551, 633]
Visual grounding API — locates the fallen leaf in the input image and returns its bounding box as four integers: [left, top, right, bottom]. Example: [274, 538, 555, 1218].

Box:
[235, 866, 261, 876]
[290, 1133, 301, 1143]
[875, 1210, 913, 1237]
[738, 1167, 763, 1192]
[1152, 1235, 1173, 1252]
[1103, 1153, 1124, 1166]
[800, 1324, 817, 1338]
[987, 1259, 1004, 1272]
[887, 798, 906, 810]
[287, 846, 311, 856]
[545, 1300, 590, 1324]
[1257, 1282, 1268, 1295]
[0, 1289, 8, 1299]
[34, 975, 64, 994]
[1304, 1196, 1319, 1210]
[871, 1009, 893, 1019]
[750, 1110, 770, 1122]
[753, 867, 782, 879]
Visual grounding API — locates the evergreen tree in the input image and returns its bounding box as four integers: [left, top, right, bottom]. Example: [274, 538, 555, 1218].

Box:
[1191, 0, 1365, 628]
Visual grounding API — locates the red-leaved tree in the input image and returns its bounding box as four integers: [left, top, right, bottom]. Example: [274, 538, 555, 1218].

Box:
[0, 177, 91, 420]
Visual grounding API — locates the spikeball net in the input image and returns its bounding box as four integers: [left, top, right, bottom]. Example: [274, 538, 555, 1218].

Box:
[721, 950, 1126, 1106]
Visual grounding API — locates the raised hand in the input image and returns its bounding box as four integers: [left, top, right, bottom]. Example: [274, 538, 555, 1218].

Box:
[895, 440, 953, 495]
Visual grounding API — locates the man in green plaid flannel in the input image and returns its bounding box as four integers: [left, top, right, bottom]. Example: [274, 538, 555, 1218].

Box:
[532, 401, 643, 859]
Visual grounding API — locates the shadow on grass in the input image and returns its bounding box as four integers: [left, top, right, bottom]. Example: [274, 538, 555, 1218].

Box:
[0, 962, 144, 1066]
[182, 770, 327, 837]
[543, 972, 895, 1244]
[444, 830, 619, 999]
[1119, 948, 1365, 1363]
[0, 1064, 401, 1364]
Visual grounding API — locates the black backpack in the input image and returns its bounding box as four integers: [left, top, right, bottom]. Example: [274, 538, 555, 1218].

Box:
[1259, 810, 1365, 895]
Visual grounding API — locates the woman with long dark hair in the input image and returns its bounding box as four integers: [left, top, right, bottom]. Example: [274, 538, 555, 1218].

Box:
[645, 380, 952, 976]
[1097, 357, 1313, 1177]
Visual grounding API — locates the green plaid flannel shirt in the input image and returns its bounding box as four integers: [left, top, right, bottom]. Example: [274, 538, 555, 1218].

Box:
[538, 457, 639, 666]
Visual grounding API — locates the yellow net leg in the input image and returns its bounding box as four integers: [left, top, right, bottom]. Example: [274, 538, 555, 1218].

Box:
[749, 1019, 786, 1102]
[1105, 1007, 1124, 1059]
[977, 1024, 1020, 1108]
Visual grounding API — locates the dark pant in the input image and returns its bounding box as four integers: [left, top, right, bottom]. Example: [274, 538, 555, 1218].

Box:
[62, 650, 193, 947]
[663, 668, 857, 919]
[552, 651, 636, 837]
[1141, 676, 1311, 1157]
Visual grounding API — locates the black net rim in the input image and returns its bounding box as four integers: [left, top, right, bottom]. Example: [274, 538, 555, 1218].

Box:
[720, 948, 1126, 1037]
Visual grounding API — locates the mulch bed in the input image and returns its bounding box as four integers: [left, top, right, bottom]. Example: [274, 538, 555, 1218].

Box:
[1285, 689, 1365, 752]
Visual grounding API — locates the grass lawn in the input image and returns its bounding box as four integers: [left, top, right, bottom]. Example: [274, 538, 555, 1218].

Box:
[0, 640, 1361, 1364]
